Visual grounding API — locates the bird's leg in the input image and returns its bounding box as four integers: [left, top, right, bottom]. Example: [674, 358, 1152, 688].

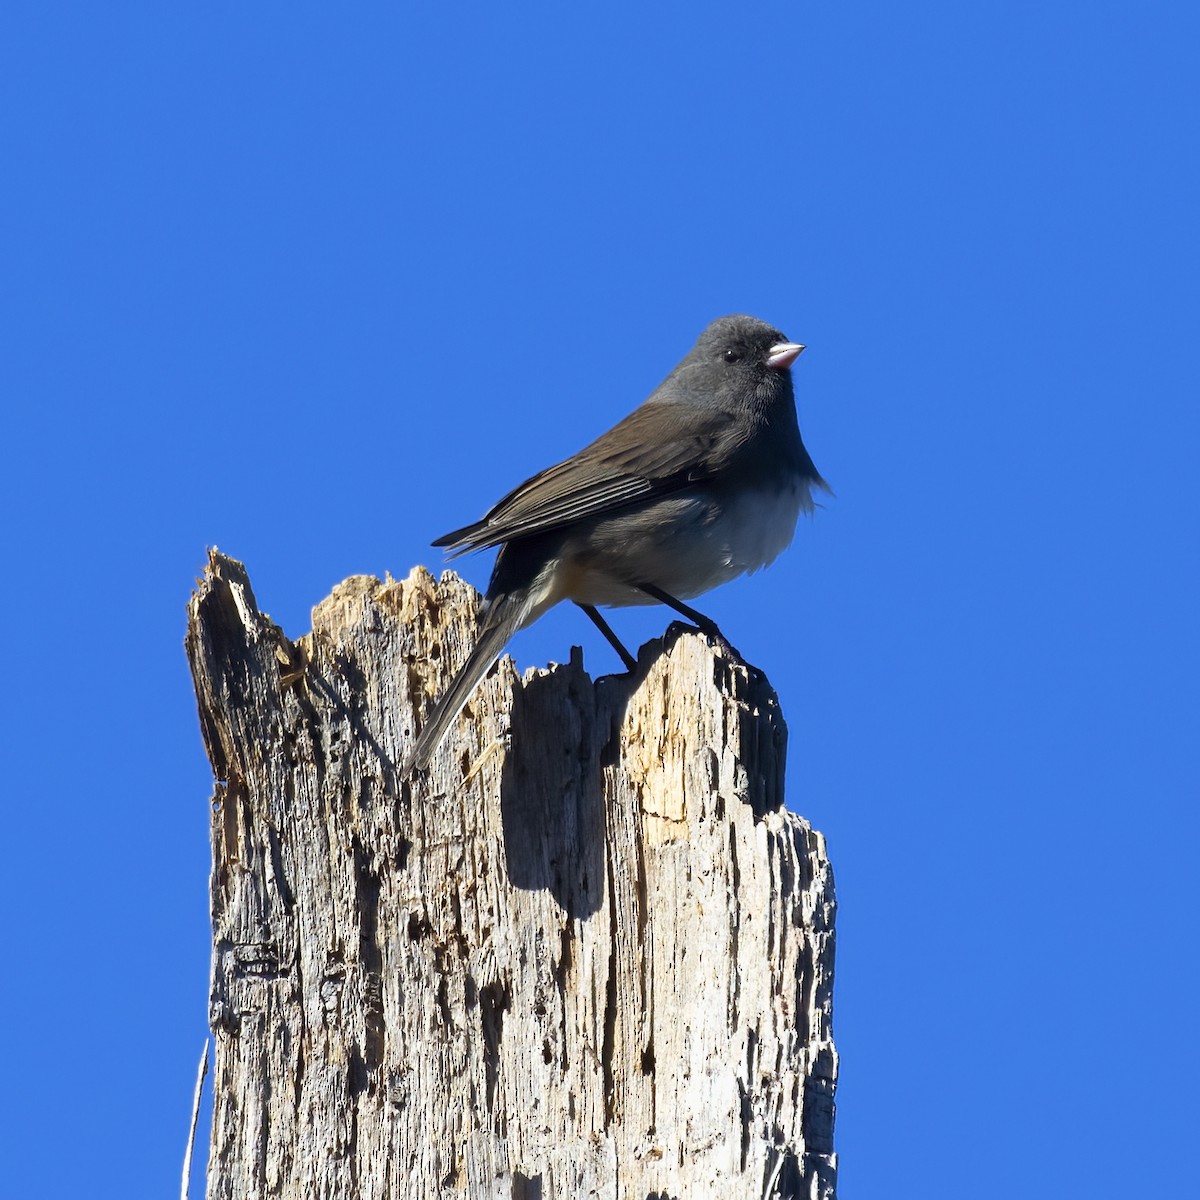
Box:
[575, 603, 638, 672]
[636, 582, 733, 648]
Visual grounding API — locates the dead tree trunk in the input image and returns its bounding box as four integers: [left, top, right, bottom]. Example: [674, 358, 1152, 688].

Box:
[185, 549, 837, 1200]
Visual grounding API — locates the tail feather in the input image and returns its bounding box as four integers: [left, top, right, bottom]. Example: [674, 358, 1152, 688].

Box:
[406, 593, 529, 774]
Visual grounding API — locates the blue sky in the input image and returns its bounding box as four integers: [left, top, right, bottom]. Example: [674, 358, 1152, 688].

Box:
[2, 4, 1196, 1196]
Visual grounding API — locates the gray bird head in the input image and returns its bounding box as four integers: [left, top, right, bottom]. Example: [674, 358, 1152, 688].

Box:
[654, 314, 805, 413]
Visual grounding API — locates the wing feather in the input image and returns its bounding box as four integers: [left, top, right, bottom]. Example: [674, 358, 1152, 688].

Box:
[434, 403, 742, 555]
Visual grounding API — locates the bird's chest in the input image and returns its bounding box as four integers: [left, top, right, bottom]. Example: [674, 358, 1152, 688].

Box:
[692, 479, 805, 580]
[558, 480, 805, 606]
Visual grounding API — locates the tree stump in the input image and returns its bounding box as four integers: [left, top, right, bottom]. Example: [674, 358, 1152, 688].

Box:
[185, 549, 837, 1199]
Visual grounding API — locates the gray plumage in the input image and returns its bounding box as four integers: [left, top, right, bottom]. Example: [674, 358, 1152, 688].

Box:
[408, 314, 826, 772]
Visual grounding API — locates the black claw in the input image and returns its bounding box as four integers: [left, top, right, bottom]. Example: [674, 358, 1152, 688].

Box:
[636, 582, 725, 640]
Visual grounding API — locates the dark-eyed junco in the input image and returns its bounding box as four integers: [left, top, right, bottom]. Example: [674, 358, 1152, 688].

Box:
[408, 314, 826, 771]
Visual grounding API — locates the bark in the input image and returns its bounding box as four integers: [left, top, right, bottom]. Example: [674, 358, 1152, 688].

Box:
[185, 549, 837, 1200]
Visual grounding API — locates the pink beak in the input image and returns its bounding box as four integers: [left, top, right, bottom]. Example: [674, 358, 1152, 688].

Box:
[767, 341, 805, 370]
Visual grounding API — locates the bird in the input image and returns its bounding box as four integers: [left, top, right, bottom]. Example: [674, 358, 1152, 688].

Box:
[406, 313, 827, 772]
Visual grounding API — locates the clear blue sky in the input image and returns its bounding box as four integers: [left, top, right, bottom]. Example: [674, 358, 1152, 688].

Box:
[2, 4, 1195, 1196]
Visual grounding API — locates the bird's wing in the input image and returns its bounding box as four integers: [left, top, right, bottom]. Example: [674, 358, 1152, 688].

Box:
[434, 403, 744, 555]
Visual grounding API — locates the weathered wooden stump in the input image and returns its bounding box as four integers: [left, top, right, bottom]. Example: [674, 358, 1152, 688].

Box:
[186, 549, 837, 1199]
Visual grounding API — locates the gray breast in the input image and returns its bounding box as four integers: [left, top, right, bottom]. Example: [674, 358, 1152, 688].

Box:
[553, 479, 810, 608]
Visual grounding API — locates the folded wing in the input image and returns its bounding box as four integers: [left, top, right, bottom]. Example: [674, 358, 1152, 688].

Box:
[434, 403, 743, 555]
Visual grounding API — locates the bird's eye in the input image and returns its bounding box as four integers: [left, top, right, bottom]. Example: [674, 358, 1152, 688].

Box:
[723, 348, 742, 363]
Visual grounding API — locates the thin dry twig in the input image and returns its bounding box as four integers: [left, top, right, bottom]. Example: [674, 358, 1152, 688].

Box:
[181, 1040, 210, 1200]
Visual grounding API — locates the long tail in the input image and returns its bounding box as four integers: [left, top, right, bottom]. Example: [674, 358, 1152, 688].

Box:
[406, 591, 531, 774]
